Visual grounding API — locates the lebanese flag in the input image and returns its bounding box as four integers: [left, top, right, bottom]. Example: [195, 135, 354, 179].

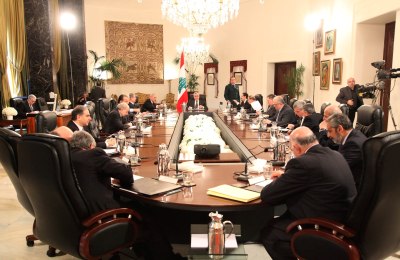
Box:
[176, 50, 188, 113]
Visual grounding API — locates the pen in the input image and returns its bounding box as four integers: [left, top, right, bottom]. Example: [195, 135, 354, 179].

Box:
[163, 189, 182, 196]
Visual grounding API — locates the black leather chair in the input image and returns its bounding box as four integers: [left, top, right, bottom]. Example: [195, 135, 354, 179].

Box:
[18, 134, 142, 259]
[96, 98, 116, 130]
[287, 130, 400, 260]
[355, 104, 383, 137]
[280, 94, 290, 105]
[35, 111, 57, 133]
[304, 99, 312, 104]
[289, 98, 297, 108]
[339, 103, 349, 116]
[85, 101, 101, 139]
[36, 97, 49, 111]
[320, 102, 331, 115]
[0, 128, 38, 247]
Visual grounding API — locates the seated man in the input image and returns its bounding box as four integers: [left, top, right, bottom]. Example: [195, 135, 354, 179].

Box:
[288, 101, 322, 135]
[248, 95, 263, 114]
[104, 102, 131, 134]
[70, 131, 185, 260]
[326, 113, 367, 189]
[260, 127, 357, 259]
[266, 96, 297, 127]
[238, 92, 252, 112]
[16, 94, 39, 118]
[264, 94, 277, 118]
[187, 91, 208, 111]
[141, 93, 163, 112]
[318, 104, 342, 150]
[128, 93, 140, 110]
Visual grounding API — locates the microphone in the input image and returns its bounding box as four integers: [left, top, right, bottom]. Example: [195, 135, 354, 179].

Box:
[173, 147, 183, 181]
[235, 155, 256, 182]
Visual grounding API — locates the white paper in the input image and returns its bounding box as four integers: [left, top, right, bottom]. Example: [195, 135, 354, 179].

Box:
[251, 100, 262, 111]
[248, 175, 265, 185]
[190, 234, 238, 249]
[104, 148, 118, 155]
[159, 175, 179, 184]
[133, 175, 143, 181]
[255, 179, 273, 187]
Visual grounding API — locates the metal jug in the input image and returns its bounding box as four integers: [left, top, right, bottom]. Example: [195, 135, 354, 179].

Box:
[208, 212, 234, 258]
[157, 143, 170, 177]
[117, 131, 126, 154]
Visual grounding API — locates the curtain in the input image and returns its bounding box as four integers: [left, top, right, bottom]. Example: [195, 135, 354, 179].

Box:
[58, 32, 70, 101]
[5, 0, 26, 98]
[50, 0, 61, 96]
[0, 0, 11, 108]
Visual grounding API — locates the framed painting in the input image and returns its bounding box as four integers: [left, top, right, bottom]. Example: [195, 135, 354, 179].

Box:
[315, 20, 323, 48]
[313, 51, 321, 76]
[207, 73, 215, 85]
[332, 58, 342, 84]
[324, 29, 336, 54]
[320, 60, 331, 90]
[234, 72, 242, 85]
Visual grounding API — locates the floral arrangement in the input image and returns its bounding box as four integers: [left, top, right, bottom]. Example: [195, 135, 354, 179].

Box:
[179, 114, 228, 153]
[2, 107, 18, 116]
[60, 99, 71, 107]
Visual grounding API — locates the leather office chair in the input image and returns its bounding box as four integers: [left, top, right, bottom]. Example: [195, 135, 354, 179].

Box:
[18, 134, 142, 259]
[36, 97, 49, 111]
[289, 98, 297, 108]
[280, 94, 290, 105]
[35, 111, 57, 133]
[287, 130, 400, 260]
[355, 104, 383, 137]
[96, 98, 115, 130]
[0, 128, 38, 247]
[339, 103, 349, 116]
[85, 102, 102, 139]
[320, 102, 331, 115]
[304, 99, 312, 104]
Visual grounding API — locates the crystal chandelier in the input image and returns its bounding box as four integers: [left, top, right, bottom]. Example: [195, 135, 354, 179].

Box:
[161, 0, 240, 35]
[176, 36, 210, 74]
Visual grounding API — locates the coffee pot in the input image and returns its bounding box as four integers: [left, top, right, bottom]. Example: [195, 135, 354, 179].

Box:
[208, 211, 234, 257]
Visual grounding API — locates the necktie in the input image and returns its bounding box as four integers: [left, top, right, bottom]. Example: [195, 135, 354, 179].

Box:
[300, 117, 305, 126]
[276, 109, 281, 122]
[195, 100, 198, 108]
[30, 105, 33, 111]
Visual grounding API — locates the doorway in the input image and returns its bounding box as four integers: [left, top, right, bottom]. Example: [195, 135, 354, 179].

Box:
[274, 62, 296, 96]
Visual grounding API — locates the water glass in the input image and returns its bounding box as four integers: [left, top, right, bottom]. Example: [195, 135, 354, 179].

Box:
[263, 162, 273, 179]
[183, 187, 193, 198]
[182, 171, 194, 186]
[130, 154, 139, 166]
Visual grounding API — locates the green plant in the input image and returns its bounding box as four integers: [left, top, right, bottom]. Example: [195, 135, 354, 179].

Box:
[187, 73, 200, 92]
[285, 64, 305, 99]
[88, 50, 126, 87]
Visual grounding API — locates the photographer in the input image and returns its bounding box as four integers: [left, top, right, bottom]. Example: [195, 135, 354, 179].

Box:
[336, 77, 363, 123]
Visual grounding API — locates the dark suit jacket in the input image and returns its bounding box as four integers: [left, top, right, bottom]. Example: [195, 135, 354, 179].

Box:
[261, 144, 356, 222]
[224, 84, 240, 107]
[128, 101, 140, 109]
[336, 85, 363, 111]
[187, 98, 208, 111]
[67, 120, 106, 148]
[71, 147, 133, 213]
[318, 130, 339, 151]
[338, 129, 367, 189]
[89, 86, 106, 102]
[16, 101, 39, 118]
[104, 110, 125, 134]
[140, 99, 157, 112]
[265, 105, 277, 118]
[269, 104, 297, 127]
[239, 100, 252, 112]
[301, 112, 323, 135]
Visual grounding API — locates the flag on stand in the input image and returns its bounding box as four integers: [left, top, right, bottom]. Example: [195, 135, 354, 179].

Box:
[176, 50, 188, 113]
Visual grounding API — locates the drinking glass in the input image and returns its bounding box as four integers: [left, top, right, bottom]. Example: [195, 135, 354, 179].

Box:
[182, 171, 194, 186]
[263, 162, 273, 179]
[130, 154, 139, 166]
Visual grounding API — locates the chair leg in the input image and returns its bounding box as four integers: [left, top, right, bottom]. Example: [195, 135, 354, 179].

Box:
[26, 234, 38, 247]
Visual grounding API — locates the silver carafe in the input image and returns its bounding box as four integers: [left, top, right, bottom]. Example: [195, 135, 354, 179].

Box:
[208, 212, 233, 258]
[157, 144, 170, 177]
[117, 131, 126, 154]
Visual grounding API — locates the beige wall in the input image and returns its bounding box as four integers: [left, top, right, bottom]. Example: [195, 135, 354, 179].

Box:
[84, 0, 400, 130]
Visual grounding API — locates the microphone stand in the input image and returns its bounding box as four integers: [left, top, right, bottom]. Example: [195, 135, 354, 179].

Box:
[174, 147, 183, 181]
[235, 155, 256, 182]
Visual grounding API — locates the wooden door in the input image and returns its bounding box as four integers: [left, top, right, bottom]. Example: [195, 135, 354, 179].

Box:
[274, 62, 296, 96]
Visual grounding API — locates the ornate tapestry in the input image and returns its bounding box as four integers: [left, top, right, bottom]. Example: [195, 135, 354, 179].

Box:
[105, 21, 164, 84]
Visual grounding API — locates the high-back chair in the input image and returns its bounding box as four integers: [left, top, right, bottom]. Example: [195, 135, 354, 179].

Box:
[289, 98, 297, 108]
[355, 104, 383, 137]
[18, 134, 142, 259]
[339, 103, 349, 116]
[36, 97, 49, 111]
[320, 102, 331, 115]
[35, 111, 57, 133]
[0, 128, 38, 247]
[96, 98, 116, 130]
[85, 102, 101, 139]
[287, 130, 400, 260]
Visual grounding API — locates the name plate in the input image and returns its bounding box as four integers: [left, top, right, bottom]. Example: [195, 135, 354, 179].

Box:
[159, 175, 179, 184]
[248, 175, 265, 185]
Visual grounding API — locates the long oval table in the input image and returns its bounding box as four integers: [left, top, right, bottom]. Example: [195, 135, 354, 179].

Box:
[114, 111, 278, 243]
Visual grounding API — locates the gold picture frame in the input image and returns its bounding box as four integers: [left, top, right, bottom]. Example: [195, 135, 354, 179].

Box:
[332, 58, 342, 84]
[324, 29, 336, 55]
[315, 20, 323, 48]
[320, 60, 331, 90]
[313, 51, 321, 76]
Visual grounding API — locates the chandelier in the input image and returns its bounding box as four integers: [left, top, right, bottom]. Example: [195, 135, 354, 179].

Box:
[161, 0, 240, 35]
[176, 36, 210, 73]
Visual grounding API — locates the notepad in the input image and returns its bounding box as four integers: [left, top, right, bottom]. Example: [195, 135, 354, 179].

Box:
[207, 184, 260, 203]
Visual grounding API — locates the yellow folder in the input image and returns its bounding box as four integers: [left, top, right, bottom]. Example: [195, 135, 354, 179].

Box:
[207, 184, 260, 203]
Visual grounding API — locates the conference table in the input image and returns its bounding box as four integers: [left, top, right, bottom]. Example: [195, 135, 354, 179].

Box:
[114, 111, 282, 244]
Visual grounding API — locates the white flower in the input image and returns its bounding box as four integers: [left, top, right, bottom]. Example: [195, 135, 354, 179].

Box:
[60, 99, 71, 106]
[2, 107, 18, 116]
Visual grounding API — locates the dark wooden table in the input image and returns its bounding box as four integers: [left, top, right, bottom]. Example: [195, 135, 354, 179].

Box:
[0, 118, 28, 135]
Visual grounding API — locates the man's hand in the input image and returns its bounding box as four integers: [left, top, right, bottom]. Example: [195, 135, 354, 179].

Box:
[347, 99, 354, 106]
[319, 120, 327, 130]
[287, 124, 295, 130]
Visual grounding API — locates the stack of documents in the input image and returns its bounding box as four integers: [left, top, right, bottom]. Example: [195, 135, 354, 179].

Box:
[207, 184, 260, 202]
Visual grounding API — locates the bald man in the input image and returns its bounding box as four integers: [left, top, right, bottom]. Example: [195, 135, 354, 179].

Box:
[141, 93, 163, 112]
[260, 127, 356, 259]
[336, 77, 364, 123]
[318, 104, 342, 150]
[50, 126, 73, 142]
[266, 96, 297, 127]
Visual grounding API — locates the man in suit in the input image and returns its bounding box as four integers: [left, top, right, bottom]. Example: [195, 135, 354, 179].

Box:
[336, 77, 364, 123]
[264, 94, 277, 118]
[141, 93, 162, 112]
[187, 91, 208, 111]
[238, 92, 252, 111]
[128, 93, 140, 110]
[104, 102, 130, 134]
[248, 95, 263, 114]
[260, 127, 357, 259]
[16, 94, 39, 118]
[89, 86, 106, 102]
[288, 101, 322, 135]
[326, 113, 367, 189]
[224, 76, 240, 108]
[266, 96, 297, 127]
[70, 131, 185, 260]
[318, 104, 342, 150]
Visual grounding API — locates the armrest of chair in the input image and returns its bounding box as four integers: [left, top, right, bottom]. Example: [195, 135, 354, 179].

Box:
[82, 208, 142, 227]
[286, 217, 356, 238]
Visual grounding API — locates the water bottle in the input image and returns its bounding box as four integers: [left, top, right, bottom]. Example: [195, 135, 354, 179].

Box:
[157, 143, 170, 177]
[117, 131, 126, 155]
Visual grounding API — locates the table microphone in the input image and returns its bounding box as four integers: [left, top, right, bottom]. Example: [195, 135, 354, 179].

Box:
[173, 147, 183, 181]
[234, 155, 256, 182]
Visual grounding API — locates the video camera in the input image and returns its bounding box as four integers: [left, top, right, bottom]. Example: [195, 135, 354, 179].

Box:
[371, 60, 400, 79]
[357, 81, 385, 99]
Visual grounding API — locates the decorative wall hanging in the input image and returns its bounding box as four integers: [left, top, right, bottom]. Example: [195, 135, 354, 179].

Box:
[234, 72, 242, 85]
[332, 58, 342, 84]
[313, 51, 320, 76]
[324, 29, 336, 55]
[105, 21, 164, 84]
[230, 60, 247, 93]
[315, 20, 323, 48]
[320, 60, 330, 90]
[204, 62, 219, 97]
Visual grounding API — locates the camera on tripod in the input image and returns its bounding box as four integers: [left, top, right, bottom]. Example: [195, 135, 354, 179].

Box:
[371, 60, 400, 79]
[357, 81, 385, 99]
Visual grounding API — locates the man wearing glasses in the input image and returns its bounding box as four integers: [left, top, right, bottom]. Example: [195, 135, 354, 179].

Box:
[265, 96, 296, 127]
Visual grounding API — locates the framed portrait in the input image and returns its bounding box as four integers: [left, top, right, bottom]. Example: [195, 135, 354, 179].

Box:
[332, 58, 342, 84]
[234, 72, 242, 85]
[207, 73, 215, 85]
[313, 51, 321, 76]
[324, 29, 336, 54]
[315, 20, 323, 48]
[320, 60, 331, 90]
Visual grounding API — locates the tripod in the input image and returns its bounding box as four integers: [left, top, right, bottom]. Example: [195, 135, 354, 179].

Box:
[372, 86, 397, 130]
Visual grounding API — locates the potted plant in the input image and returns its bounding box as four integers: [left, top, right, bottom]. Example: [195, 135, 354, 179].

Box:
[2, 107, 18, 120]
[60, 99, 71, 109]
[187, 73, 200, 92]
[285, 64, 305, 99]
[88, 50, 126, 88]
